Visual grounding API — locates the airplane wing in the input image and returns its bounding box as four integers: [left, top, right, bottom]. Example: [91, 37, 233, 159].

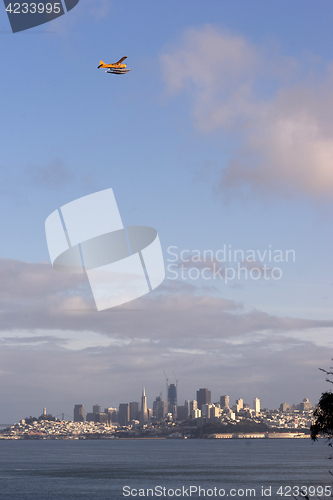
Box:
[116, 56, 127, 64]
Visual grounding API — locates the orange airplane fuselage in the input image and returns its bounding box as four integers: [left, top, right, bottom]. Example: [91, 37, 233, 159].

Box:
[98, 61, 127, 69]
[98, 56, 128, 70]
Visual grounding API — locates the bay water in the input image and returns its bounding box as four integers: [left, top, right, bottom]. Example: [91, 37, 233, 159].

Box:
[0, 439, 331, 499]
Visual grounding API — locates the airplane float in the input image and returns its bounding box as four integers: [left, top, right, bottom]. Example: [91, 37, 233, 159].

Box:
[97, 56, 130, 74]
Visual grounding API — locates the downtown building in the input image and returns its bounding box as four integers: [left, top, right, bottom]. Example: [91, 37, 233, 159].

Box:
[220, 395, 229, 409]
[153, 395, 168, 421]
[73, 404, 85, 422]
[129, 402, 140, 421]
[196, 388, 211, 411]
[167, 383, 177, 418]
[86, 404, 109, 424]
[253, 398, 261, 414]
[118, 404, 130, 426]
[140, 387, 148, 424]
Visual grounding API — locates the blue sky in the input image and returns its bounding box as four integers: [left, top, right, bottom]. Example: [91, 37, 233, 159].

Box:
[1, 1, 333, 422]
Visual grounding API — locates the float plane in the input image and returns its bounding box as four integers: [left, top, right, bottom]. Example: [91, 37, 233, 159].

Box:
[97, 56, 130, 74]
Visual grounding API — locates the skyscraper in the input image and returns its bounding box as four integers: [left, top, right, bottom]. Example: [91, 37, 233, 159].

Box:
[118, 403, 130, 426]
[190, 400, 198, 412]
[235, 398, 243, 411]
[93, 404, 101, 415]
[129, 402, 140, 421]
[279, 403, 291, 413]
[105, 407, 117, 423]
[140, 386, 148, 424]
[220, 395, 229, 408]
[176, 404, 189, 421]
[153, 395, 168, 420]
[201, 404, 211, 418]
[74, 404, 85, 422]
[168, 383, 177, 417]
[197, 388, 211, 411]
[253, 398, 260, 414]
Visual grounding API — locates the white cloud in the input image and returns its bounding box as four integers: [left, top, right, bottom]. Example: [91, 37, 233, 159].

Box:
[0, 258, 332, 342]
[0, 286, 311, 338]
[161, 25, 333, 199]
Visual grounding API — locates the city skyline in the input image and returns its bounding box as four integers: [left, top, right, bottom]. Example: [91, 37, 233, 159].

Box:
[0, 361, 320, 425]
[0, 376, 316, 426]
[0, 378, 314, 431]
[69, 385, 312, 424]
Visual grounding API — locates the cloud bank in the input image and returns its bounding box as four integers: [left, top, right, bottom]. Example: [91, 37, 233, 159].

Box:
[0, 258, 331, 422]
[161, 25, 333, 199]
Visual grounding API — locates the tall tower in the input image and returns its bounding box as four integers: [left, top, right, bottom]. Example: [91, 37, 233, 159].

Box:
[140, 386, 148, 424]
[168, 383, 177, 417]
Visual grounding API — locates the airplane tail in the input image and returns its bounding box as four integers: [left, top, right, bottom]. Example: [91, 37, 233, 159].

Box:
[97, 60, 104, 69]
